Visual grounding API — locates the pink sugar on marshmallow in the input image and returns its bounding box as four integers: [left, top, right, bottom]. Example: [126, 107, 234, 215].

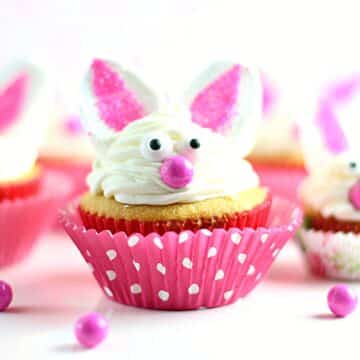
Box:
[190, 64, 241, 134]
[0, 73, 28, 133]
[91, 59, 145, 131]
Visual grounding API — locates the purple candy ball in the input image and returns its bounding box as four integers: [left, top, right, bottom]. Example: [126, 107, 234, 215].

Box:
[327, 284, 358, 317]
[0, 281, 13, 311]
[75, 312, 109, 348]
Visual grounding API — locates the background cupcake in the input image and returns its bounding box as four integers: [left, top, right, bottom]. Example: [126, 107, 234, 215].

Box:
[248, 74, 307, 203]
[0, 61, 70, 267]
[62, 59, 301, 310]
[298, 74, 360, 280]
[39, 83, 94, 201]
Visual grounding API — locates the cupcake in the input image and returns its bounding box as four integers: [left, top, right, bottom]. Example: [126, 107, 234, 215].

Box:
[298, 74, 360, 280]
[39, 85, 94, 200]
[0, 61, 71, 267]
[248, 74, 306, 203]
[62, 59, 302, 310]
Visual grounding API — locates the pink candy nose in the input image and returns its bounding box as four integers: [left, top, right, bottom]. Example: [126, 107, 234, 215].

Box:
[160, 155, 194, 189]
[349, 181, 360, 210]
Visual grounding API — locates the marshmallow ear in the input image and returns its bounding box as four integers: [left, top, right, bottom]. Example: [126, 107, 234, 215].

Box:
[0, 62, 43, 133]
[81, 59, 158, 139]
[186, 62, 262, 157]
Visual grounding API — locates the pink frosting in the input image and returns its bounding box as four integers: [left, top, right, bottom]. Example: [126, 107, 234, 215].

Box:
[91, 59, 145, 131]
[190, 65, 241, 134]
[0, 73, 28, 133]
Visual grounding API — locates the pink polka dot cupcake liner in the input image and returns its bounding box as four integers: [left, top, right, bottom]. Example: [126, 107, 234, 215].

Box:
[298, 228, 360, 280]
[61, 197, 302, 310]
[0, 171, 72, 268]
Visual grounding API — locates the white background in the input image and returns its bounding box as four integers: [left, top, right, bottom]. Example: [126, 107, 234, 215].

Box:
[1, 0, 360, 101]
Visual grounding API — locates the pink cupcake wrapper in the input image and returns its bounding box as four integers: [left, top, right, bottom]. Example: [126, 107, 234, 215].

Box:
[61, 197, 302, 310]
[298, 228, 360, 280]
[0, 171, 72, 268]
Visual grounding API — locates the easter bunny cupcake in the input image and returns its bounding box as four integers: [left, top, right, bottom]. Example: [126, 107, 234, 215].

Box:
[0, 61, 70, 267]
[39, 85, 94, 201]
[249, 74, 306, 203]
[298, 75, 360, 279]
[61, 59, 302, 310]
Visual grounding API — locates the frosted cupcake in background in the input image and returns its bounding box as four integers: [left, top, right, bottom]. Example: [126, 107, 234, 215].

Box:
[0, 61, 70, 267]
[61, 59, 302, 310]
[39, 89, 94, 200]
[298, 74, 360, 280]
[248, 74, 306, 203]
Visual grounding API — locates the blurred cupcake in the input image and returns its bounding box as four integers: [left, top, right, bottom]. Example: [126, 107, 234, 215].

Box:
[248, 74, 306, 202]
[298, 74, 360, 280]
[62, 59, 301, 310]
[39, 86, 94, 199]
[0, 61, 71, 267]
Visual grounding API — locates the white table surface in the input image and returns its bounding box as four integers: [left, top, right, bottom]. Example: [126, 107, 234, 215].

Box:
[1, 230, 358, 360]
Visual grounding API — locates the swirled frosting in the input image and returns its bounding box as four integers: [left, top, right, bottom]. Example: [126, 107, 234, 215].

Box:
[87, 111, 259, 205]
[300, 155, 360, 221]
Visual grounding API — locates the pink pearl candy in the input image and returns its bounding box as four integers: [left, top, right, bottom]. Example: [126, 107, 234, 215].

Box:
[160, 155, 194, 189]
[349, 181, 360, 210]
[0, 280, 13, 311]
[327, 284, 358, 317]
[75, 312, 109, 348]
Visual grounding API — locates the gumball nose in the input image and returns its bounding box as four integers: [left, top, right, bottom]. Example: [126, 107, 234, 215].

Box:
[349, 181, 360, 210]
[160, 155, 194, 189]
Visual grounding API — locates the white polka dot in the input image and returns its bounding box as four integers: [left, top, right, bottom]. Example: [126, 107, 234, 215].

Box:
[179, 232, 189, 244]
[207, 247, 217, 258]
[224, 290, 233, 301]
[104, 286, 113, 297]
[272, 249, 280, 257]
[130, 284, 142, 294]
[158, 290, 170, 301]
[86, 249, 91, 257]
[261, 233, 269, 243]
[128, 235, 140, 247]
[188, 283, 200, 295]
[247, 265, 256, 275]
[288, 225, 294, 231]
[270, 242, 276, 250]
[106, 249, 117, 261]
[153, 237, 163, 249]
[201, 229, 212, 236]
[256, 273, 262, 281]
[133, 260, 141, 271]
[215, 269, 224, 280]
[182, 257, 193, 269]
[238, 253, 247, 264]
[231, 232, 241, 245]
[156, 263, 166, 275]
[106, 270, 117, 281]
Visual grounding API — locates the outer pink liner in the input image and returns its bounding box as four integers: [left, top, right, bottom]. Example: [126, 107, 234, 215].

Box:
[61, 197, 302, 310]
[0, 171, 71, 268]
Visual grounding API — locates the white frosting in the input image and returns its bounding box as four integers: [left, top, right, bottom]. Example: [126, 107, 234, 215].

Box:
[87, 111, 259, 205]
[40, 111, 94, 162]
[300, 153, 360, 221]
[251, 114, 301, 159]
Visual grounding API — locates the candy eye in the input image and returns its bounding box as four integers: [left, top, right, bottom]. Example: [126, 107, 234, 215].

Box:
[189, 138, 201, 149]
[349, 161, 357, 170]
[140, 134, 173, 161]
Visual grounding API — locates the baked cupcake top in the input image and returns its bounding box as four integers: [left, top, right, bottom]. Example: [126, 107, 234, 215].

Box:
[81, 59, 262, 205]
[0, 62, 49, 182]
[300, 75, 360, 221]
